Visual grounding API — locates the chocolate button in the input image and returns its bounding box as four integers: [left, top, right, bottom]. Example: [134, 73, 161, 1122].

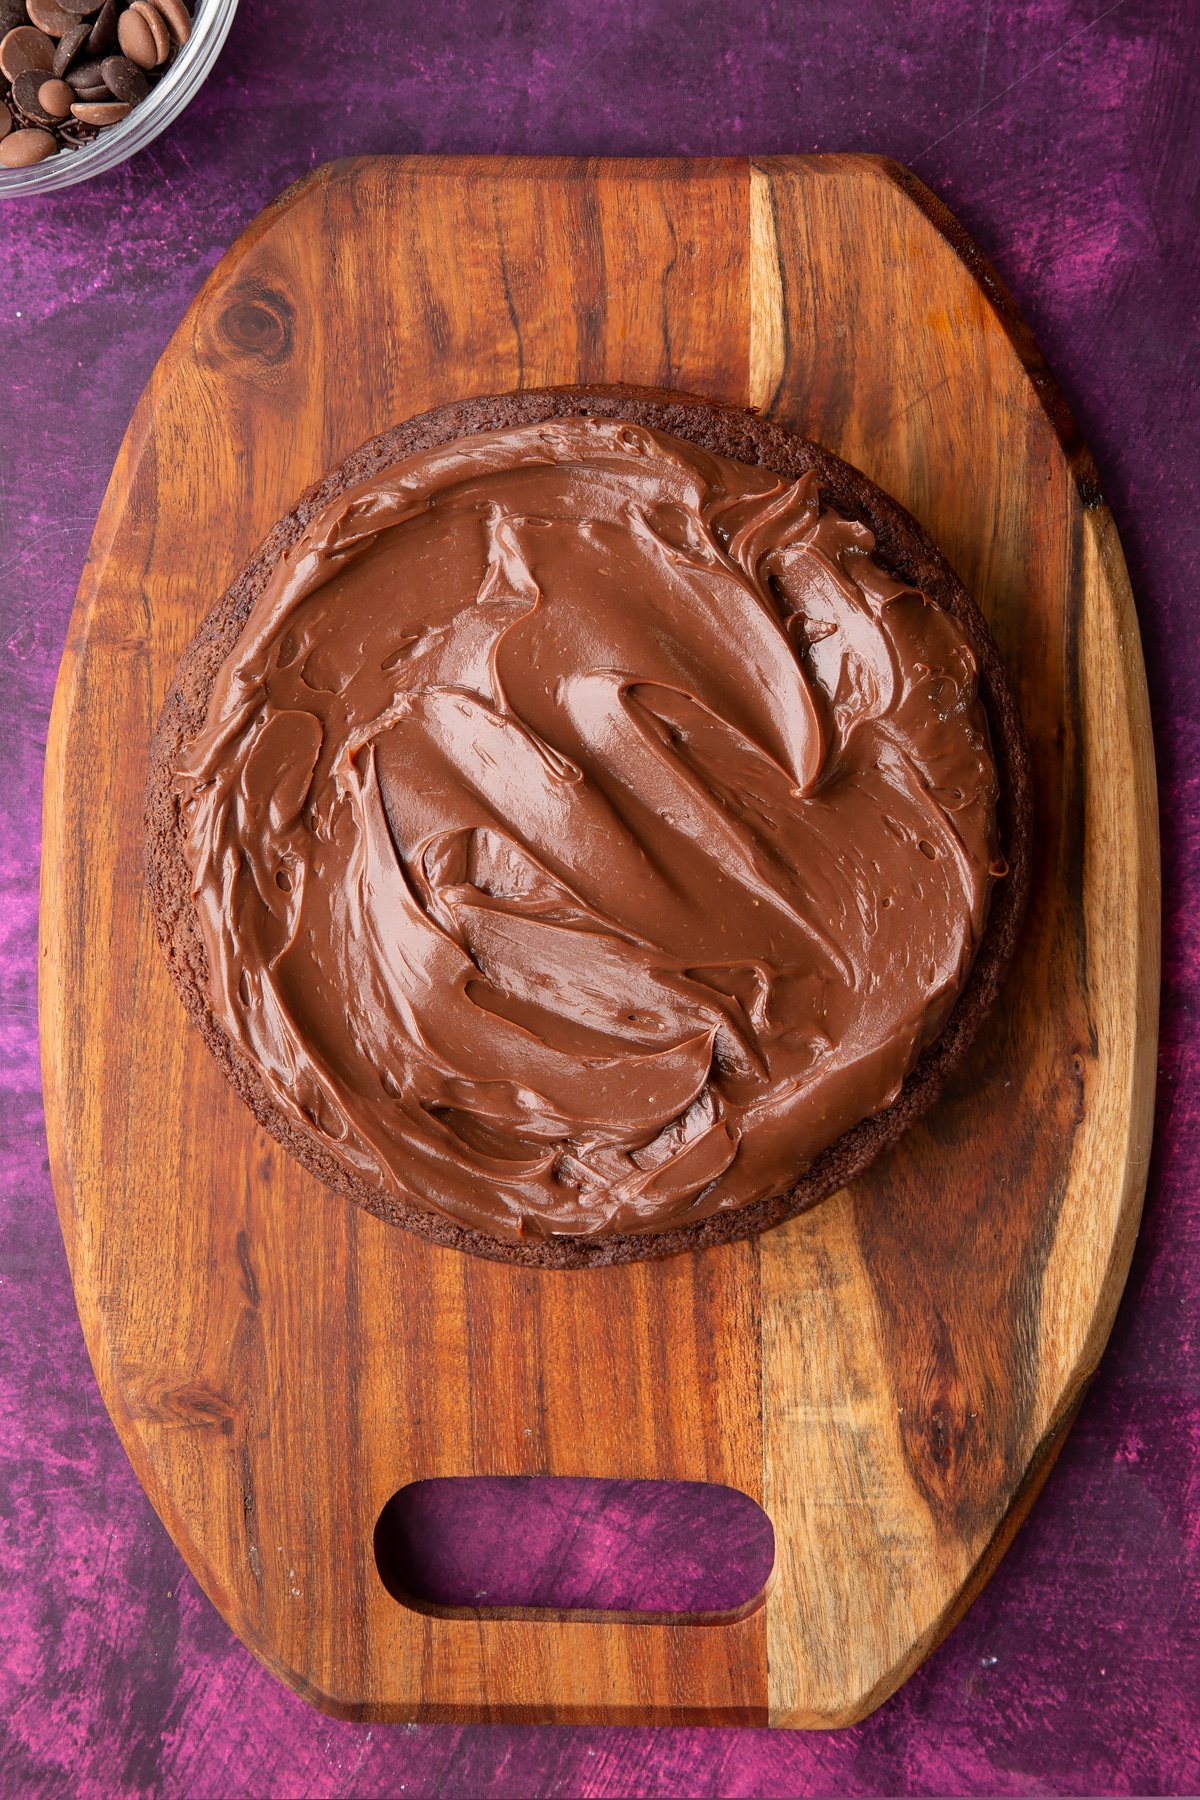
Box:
[26, 0, 79, 37]
[85, 0, 116, 54]
[37, 75, 74, 118]
[0, 123, 57, 163]
[12, 65, 57, 121]
[69, 96, 129, 124]
[116, 1, 165, 68]
[51, 18, 89, 72]
[99, 52, 147, 102]
[134, 0, 170, 61]
[147, 0, 189, 46]
[65, 54, 107, 88]
[0, 100, 11, 140]
[0, 25, 55, 80]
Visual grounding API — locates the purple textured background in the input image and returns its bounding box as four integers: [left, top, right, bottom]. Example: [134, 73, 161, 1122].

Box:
[374, 1480, 776, 1614]
[1, 2, 1197, 1794]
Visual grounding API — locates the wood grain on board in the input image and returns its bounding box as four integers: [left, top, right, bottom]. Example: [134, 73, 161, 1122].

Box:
[39, 155, 1158, 1726]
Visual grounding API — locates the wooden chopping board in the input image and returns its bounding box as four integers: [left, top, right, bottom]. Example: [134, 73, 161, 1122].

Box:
[40, 155, 1159, 1727]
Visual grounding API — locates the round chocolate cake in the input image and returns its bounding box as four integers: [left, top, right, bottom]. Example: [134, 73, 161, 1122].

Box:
[145, 386, 1029, 1266]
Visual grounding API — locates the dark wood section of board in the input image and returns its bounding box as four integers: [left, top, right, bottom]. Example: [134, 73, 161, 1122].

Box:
[40, 156, 1157, 1726]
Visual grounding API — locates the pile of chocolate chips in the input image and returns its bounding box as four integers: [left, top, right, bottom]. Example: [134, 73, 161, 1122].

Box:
[0, 0, 192, 167]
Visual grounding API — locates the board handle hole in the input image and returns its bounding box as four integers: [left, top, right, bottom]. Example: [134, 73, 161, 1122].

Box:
[374, 1476, 774, 1623]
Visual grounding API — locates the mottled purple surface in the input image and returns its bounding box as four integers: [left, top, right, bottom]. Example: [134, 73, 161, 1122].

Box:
[374, 1480, 775, 1615]
[1, 1, 1197, 1794]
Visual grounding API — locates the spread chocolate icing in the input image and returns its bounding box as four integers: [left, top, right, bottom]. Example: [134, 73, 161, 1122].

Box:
[175, 418, 1001, 1242]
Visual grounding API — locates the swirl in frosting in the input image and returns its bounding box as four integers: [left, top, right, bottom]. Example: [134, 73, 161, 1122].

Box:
[175, 419, 1000, 1241]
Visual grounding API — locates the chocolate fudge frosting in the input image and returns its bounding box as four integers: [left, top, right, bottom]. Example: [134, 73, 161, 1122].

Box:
[170, 414, 1003, 1244]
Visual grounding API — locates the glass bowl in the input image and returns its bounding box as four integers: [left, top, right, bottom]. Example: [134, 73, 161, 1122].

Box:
[0, 0, 238, 197]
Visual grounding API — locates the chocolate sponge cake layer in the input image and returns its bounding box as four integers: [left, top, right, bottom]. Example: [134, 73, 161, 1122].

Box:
[145, 385, 1030, 1267]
